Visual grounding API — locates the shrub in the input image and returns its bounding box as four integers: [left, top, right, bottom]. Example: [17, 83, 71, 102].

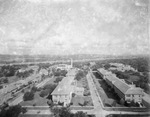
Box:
[23, 91, 34, 101]
[33, 103, 36, 106]
[58, 102, 64, 106]
[37, 87, 42, 91]
[47, 100, 54, 107]
[54, 77, 63, 83]
[43, 84, 57, 94]
[21, 89, 25, 93]
[75, 70, 85, 81]
[21, 107, 27, 114]
[31, 86, 37, 92]
[0, 104, 22, 117]
[72, 93, 75, 97]
[83, 90, 90, 96]
[39, 90, 49, 97]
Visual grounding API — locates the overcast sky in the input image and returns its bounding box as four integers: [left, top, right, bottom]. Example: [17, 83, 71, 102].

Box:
[0, 0, 149, 55]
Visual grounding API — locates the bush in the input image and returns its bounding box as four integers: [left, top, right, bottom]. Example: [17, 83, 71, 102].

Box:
[43, 84, 57, 94]
[21, 89, 25, 93]
[23, 91, 34, 101]
[21, 107, 27, 114]
[0, 104, 22, 117]
[75, 70, 85, 81]
[54, 77, 63, 83]
[33, 103, 36, 106]
[83, 90, 90, 96]
[31, 86, 37, 92]
[72, 93, 75, 97]
[47, 100, 54, 107]
[37, 87, 43, 91]
[58, 102, 64, 106]
[39, 89, 49, 97]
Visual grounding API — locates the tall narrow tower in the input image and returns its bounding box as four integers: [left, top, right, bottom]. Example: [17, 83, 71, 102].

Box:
[71, 58, 73, 68]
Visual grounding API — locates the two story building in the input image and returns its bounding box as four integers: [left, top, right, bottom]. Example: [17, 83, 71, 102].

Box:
[98, 68, 144, 103]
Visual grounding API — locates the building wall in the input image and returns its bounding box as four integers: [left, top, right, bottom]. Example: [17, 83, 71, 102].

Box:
[52, 93, 72, 106]
[125, 94, 142, 103]
[113, 86, 125, 99]
[133, 94, 142, 103]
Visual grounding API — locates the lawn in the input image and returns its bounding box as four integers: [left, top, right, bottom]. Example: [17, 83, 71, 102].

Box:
[8, 76, 20, 83]
[20, 92, 49, 106]
[93, 74, 124, 107]
[71, 95, 93, 106]
[98, 79, 124, 107]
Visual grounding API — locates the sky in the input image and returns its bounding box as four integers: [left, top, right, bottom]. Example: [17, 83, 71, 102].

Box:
[0, 0, 149, 55]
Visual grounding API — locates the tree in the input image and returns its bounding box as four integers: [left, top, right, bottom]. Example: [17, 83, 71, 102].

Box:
[21, 107, 27, 114]
[51, 107, 72, 117]
[0, 104, 22, 117]
[31, 86, 37, 92]
[72, 93, 75, 97]
[47, 100, 54, 108]
[23, 91, 34, 101]
[3, 78, 8, 83]
[43, 84, 57, 94]
[54, 77, 63, 83]
[75, 70, 85, 81]
[39, 89, 49, 97]
[74, 111, 88, 117]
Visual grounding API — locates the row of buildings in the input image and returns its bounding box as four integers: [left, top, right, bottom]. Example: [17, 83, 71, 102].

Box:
[98, 68, 143, 103]
[51, 69, 84, 106]
[52, 59, 73, 71]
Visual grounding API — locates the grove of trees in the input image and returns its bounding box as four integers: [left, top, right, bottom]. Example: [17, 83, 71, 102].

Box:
[39, 84, 57, 97]
[0, 104, 24, 117]
[51, 106, 94, 117]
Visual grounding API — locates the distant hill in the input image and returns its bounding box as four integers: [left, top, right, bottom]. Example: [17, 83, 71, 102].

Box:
[0, 54, 149, 64]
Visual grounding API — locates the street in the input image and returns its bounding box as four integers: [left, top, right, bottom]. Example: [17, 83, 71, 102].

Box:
[86, 71, 106, 117]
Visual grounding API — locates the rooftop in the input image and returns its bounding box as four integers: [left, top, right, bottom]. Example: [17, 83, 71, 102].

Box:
[51, 69, 76, 95]
[98, 68, 143, 95]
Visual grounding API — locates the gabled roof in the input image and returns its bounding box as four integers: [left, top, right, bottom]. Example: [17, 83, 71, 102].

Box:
[100, 68, 143, 95]
[113, 80, 130, 94]
[125, 87, 144, 95]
